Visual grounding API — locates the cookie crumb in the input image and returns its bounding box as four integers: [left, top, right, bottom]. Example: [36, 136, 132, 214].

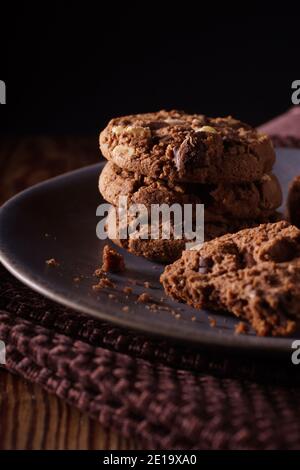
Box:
[143, 281, 152, 288]
[108, 293, 115, 299]
[92, 277, 115, 290]
[122, 306, 129, 312]
[102, 244, 125, 273]
[123, 286, 133, 295]
[45, 258, 60, 267]
[92, 284, 101, 291]
[175, 313, 181, 319]
[146, 304, 156, 311]
[191, 315, 196, 321]
[94, 268, 105, 278]
[73, 276, 81, 283]
[208, 316, 217, 328]
[235, 321, 248, 335]
[137, 292, 152, 303]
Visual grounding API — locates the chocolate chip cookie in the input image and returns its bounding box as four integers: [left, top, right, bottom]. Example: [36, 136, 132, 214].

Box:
[99, 110, 275, 184]
[161, 221, 300, 336]
[99, 161, 282, 222]
[105, 207, 281, 264]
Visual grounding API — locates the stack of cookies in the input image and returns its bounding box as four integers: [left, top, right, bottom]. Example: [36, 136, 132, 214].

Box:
[99, 110, 282, 263]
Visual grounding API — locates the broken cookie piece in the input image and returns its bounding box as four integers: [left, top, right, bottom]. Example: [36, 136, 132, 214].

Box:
[102, 244, 125, 273]
[160, 221, 300, 336]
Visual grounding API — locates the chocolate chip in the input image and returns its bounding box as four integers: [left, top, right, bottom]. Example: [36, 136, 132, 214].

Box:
[174, 131, 223, 175]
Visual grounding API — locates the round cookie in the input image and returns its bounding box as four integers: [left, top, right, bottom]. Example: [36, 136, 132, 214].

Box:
[99, 161, 282, 222]
[104, 206, 281, 264]
[99, 110, 275, 184]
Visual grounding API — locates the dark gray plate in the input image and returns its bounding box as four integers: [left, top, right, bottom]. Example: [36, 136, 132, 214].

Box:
[1, 148, 300, 358]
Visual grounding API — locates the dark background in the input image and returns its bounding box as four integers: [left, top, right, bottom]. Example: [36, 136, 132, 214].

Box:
[0, 5, 299, 135]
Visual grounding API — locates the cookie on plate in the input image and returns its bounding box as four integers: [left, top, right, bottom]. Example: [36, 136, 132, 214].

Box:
[99, 161, 282, 222]
[160, 221, 300, 336]
[99, 110, 275, 184]
[105, 207, 281, 264]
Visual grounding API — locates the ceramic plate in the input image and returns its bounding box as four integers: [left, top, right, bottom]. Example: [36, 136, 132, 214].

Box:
[1, 148, 300, 358]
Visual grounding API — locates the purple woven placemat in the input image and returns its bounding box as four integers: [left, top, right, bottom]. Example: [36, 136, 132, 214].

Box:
[1, 108, 300, 450]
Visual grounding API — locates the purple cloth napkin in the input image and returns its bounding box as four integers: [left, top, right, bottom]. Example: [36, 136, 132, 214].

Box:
[259, 107, 300, 147]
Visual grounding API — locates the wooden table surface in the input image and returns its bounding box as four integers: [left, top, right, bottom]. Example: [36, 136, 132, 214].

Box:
[0, 136, 138, 450]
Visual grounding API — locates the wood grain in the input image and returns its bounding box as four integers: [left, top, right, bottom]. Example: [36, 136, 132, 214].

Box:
[0, 136, 138, 449]
[0, 370, 137, 449]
